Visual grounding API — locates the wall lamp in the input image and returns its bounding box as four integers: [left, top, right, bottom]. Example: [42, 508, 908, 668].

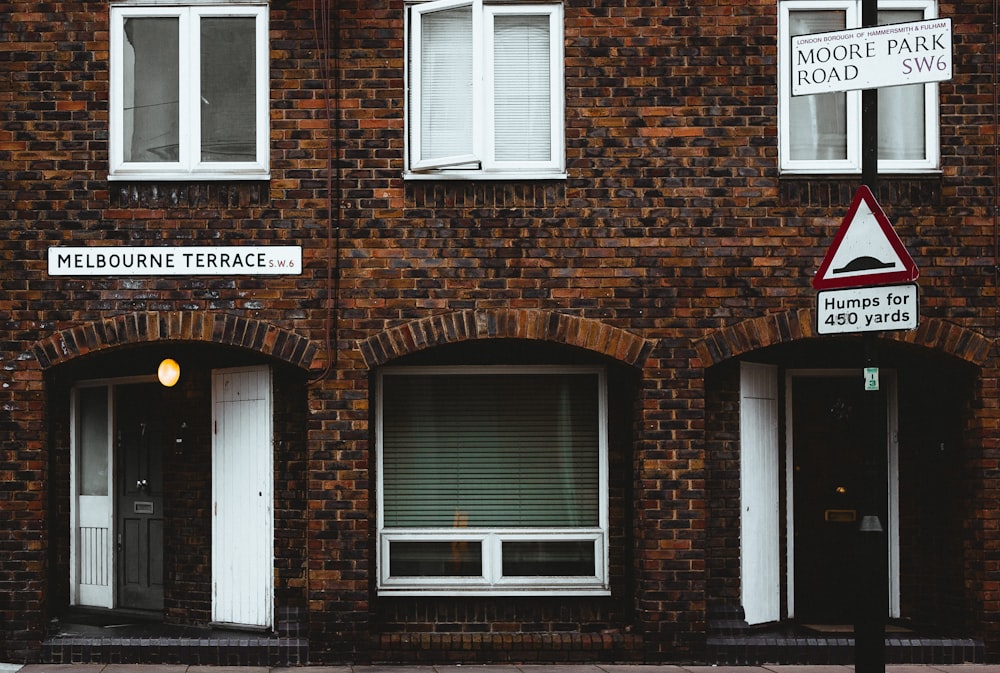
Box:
[157, 358, 181, 387]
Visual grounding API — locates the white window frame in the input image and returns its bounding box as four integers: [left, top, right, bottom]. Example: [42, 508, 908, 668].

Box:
[109, 3, 269, 180]
[404, 0, 566, 180]
[376, 365, 609, 595]
[778, 0, 940, 174]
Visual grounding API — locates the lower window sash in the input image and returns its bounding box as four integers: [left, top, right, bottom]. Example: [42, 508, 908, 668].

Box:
[379, 529, 608, 595]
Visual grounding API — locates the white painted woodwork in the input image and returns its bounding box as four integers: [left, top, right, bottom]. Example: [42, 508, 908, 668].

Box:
[77, 500, 113, 607]
[887, 373, 901, 618]
[739, 362, 781, 625]
[71, 386, 114, 609]
[212, 365, 274, 628]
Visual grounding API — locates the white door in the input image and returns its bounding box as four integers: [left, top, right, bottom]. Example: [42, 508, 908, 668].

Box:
[739, 362, 781, 624]
[72, 385, 115, 608]
[212, 365, 274, 628]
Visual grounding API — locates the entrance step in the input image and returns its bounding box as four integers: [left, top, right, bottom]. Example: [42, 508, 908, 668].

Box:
[707, 631, 985, 665]
[42, 612, 307, 665]
[705, 603, 983, 665]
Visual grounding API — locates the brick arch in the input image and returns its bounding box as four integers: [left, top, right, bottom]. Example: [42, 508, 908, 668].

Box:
[358, 309, 654, 368]
[693, 308, 994, 368]
[31, 311, 321, 371]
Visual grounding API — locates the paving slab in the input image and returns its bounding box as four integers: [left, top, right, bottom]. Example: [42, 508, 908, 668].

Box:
[17, 667, 105, 673]
[596, 666, 689, 673]
[764, 664, 852, 673]
[351, 667, 437, 673]
[517, 666, 606, 673]
[679, 667, 775, 673]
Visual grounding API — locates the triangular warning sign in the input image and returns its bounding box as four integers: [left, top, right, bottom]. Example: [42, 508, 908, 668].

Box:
[812, 185, 919, 290]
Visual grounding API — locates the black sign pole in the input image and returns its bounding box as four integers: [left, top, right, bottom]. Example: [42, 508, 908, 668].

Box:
[854, 1, 888, 672]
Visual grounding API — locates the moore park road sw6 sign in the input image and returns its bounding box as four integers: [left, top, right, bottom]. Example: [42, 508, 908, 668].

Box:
[791, 17, 952, 95]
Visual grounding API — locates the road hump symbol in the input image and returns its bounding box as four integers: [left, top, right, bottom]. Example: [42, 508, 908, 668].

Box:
[812, 185, 919, 290]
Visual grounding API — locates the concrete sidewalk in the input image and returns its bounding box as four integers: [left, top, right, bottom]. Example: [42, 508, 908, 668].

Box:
[5, 665, 1000, 673]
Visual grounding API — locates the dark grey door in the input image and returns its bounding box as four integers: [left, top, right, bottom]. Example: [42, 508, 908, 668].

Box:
[116, 383, 165, 611]
[793, 375, 887, 623]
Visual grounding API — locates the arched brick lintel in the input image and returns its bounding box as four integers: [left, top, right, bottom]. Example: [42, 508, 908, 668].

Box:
[693, 308, 994, 369]
[30, 311, 321, 371]
[359, 309, 655, 369]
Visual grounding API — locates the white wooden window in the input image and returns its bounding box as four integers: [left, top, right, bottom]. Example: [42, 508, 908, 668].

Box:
[376, 366, 608, 595]
[109, 3, 269, 180]
[405, 0, 566, 179]
[778, 0, 939, 174]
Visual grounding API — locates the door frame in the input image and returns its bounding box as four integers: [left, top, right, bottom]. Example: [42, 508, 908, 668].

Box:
[784, 368, 900, 620]
[70, 375, 158, 610]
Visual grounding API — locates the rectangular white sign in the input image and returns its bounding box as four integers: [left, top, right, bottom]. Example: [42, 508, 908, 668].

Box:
[817, 283, 919, 334]
[791, 17, 952, 96]
[48, 245, 302, 276]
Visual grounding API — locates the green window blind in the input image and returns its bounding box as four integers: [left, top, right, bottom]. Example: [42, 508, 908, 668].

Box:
[382, 371, 600, 528]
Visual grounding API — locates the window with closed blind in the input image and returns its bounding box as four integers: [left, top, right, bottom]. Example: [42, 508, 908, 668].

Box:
[377, 366, 609, 594]
[404, 0, 566, 179]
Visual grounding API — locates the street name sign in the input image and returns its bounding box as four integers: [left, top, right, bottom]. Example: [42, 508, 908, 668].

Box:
[791, 17, 952, 96]
[48, 245, 303, 276]
[817, 283, 918, 335]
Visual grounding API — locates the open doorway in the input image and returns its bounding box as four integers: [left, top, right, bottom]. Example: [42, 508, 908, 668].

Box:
[788, 371, 896, 623]
[71, 379, 165, 612]
[739, 365, 899, 625]
[69, 366, 274, 627]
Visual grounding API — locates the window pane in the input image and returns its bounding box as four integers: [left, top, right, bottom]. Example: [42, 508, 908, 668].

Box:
[79, 387, 109, 496]
[201, 17, 257, 162]
[419, 6, 474, 161]
[502, 541, 595, 576]
[382, 372, 600, 528]
[390, 541, 483, 577]
[788, 11, 847, 161]
[877, 10, 926, 161]
[493, 14, 551, 161]
[123, 18, 180, 162]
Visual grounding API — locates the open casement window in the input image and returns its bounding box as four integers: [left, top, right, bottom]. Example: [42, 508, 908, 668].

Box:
[406, 0, 566, 178]
[778, 0, 939, 174]
[377, 366, 609, 595]
[109, 4, 269, 180]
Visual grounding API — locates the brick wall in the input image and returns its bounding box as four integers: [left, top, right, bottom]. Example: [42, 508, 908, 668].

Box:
[2, 0, 999, 663]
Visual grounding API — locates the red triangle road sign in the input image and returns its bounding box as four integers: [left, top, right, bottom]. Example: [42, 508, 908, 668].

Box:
[812, 185, 919, 290]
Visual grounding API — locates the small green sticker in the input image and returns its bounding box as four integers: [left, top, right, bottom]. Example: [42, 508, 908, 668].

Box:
[864, 367, 879, 391]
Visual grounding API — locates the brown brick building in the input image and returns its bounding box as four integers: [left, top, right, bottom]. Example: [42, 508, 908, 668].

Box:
[1, 0, 998, 665]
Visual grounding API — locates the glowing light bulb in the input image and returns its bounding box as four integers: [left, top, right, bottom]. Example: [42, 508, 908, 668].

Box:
[158, 358, 181, 387]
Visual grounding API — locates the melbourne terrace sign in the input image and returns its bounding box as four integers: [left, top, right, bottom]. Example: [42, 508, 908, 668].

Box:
[791, 17, 952, 95]
[48, 245, 303, 276]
